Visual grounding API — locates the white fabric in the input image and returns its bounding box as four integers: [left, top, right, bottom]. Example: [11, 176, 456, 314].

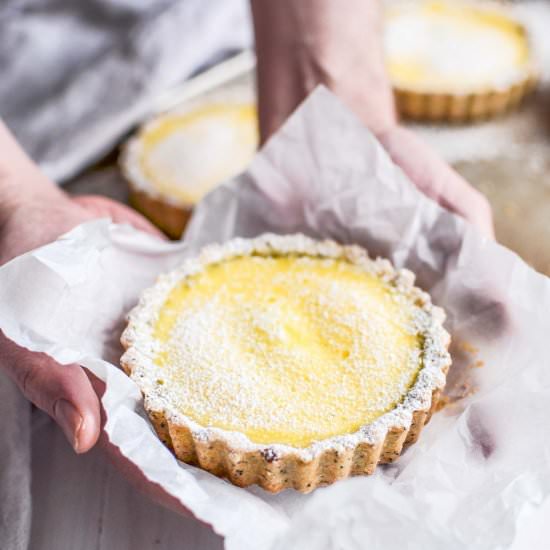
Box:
[0, 374, 31, 550]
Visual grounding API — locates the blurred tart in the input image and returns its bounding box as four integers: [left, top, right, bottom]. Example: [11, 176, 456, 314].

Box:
[121, 234, 451, 493]
[121, 88, 257, 238]
[385, 1, 537, 122]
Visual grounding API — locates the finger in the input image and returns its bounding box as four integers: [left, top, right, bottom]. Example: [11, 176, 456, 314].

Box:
[73, 195, 166, 239]
[440, 176, 495, 240]
[378, 127, 495, 239]
[0, 332, 101, 453]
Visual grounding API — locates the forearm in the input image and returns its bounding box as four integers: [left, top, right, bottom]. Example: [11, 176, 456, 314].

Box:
[251, 0, 396, 141]
[0, 121, 62, 226]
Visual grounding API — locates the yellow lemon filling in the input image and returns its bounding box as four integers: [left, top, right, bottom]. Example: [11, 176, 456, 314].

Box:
[153, 255, 423, 448]
[139, 103, 257, 204]
[385, 1, 529, 92]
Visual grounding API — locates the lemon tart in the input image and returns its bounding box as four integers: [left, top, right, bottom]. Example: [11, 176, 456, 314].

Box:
[121, 87, 257, 238]
[121, 234, 451, 493]
[385, 1, 537, 122]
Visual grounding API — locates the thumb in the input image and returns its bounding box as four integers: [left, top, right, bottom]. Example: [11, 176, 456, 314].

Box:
[0, 332, 101, 453]
[378, 126, 495, 239]
[72, 195, 166, 239]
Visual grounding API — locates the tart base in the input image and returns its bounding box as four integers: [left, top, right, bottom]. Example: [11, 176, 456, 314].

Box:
[395, 74, 538, 123]
[128, 185, 191, 240]
[139, 387, 445, 494]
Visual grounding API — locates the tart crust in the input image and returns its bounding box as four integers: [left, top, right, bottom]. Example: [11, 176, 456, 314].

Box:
[394, 72, 538, 123]
[121, 234, 451, 493]
[127, 186, 191, 240]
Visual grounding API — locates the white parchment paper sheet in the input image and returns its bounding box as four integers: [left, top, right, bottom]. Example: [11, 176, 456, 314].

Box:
[1, 88, 550, 550]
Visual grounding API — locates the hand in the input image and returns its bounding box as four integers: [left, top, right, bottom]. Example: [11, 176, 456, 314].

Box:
[0, 189, 163, 265]
[251, 0, 494, 238]
[0, 122, 163, 453]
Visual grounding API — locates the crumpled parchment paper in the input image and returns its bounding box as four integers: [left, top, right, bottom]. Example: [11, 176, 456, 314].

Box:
[1, 88, 549, 550]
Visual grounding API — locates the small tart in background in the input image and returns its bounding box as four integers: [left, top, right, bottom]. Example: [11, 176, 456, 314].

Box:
[121, 234, 451, 493]
[121, 87, 257, 238]
[385, 1, 538, 122]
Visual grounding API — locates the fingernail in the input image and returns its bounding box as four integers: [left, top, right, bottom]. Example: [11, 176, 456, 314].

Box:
[54, 399, 83, 453]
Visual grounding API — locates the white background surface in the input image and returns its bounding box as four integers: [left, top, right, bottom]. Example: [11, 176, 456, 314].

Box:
[30, 412, 223, 550]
